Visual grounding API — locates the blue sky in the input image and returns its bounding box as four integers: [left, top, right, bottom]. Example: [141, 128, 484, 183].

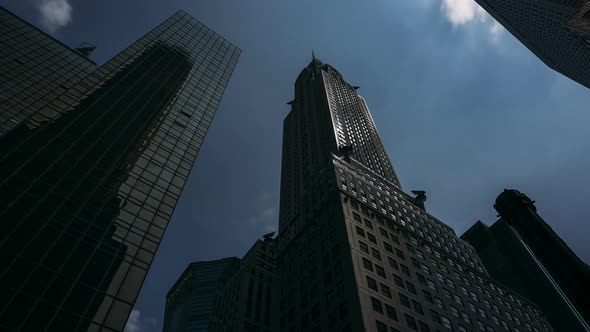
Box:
[3, 0, 590, 331]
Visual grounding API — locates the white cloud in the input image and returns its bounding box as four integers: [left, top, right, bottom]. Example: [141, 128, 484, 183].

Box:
[441, 0, 485, 25]
[488, 20, 503, 43]
[124, 309, 157, 332]
[37, 0, 72, 33]
[440, 0, 504, 42]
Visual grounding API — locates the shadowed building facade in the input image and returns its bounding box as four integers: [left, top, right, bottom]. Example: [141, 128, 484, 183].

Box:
[277, 57, 553, 331]
[0, 7, 97, 135]
[474, 0, 590, 89]
[461, 190, 590, 332]
[0, 9, 240, 332]
[163, 258, 241, 332]
[163, 235, 278, 332]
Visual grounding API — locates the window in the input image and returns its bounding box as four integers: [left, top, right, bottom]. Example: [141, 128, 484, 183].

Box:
[416, 250, 424, 259]
[376, 320, 387, 332]
[375, 265, 386, 278]
[423, 290, 433, 303]
[478, 308, 487, 318]
[362, 257, 373, 271]
[405, 314, 418, 331]
[367, 276, 378, 291]
[430, 310, 441, 323]
[393, 274, 405, 288]
[371, 248, 382, 261]
[435, 297, 445, 310]
[379, 228, 389, 238]
[384, 242, 394, 253]
[458, 325, 467, 332]
[406, 281, 417, 294]
[461, 286, 468, 296]
[492, 315, 500, 326]
[399, 293, 411, 308]
[395, 248, 405, 260]
[380, 283, 392, 298]
[359, 241, 369, 253]
[368, 233, 377, 244]
[353, 212, 361, 222]
[371, 297, 383, 313]
[356, 226, 365, 237]
[400, 264, 410, 276]
[412, 300, 424, 315]
[388, 257, 399, 270]
[454, 294, 463, 305]
[385, 304, 398, 320]
[446, 279, 455, 289]
[427, 280, 437, 291]
[435, 272, 445, 283]
[418, 321, 430, 332]
[441, 316, 452, 330]
[364, 219, 373, 229]
[451, 306, 460, 317]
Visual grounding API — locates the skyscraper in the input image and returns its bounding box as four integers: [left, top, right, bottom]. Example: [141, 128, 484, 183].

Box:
[0, 7, 97, 135]
[164, 234, 278, 332]
[163, 258, 241, 332]
[474, 0, 590, 89]
[277, 57, 553, 331]
[216, 235, 278, 332]
[461, 189, 590, 332]
[0, 9, 240, 332]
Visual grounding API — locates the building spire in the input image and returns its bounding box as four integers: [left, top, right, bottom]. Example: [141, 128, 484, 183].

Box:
[312, 49, 316, 61]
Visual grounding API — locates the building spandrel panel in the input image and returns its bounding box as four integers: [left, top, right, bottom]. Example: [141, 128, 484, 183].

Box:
[0, 9, 240, 332]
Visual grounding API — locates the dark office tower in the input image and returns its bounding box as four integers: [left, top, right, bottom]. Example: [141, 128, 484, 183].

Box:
[162, 258, 241, 332]
[0, 9, 240, 332]
[277, 58, 553, 332]
[215, 234, 278, 332]
[461, 190, 590, 332]
[0, 7, 97, 136]
[474, 0, 590, 89]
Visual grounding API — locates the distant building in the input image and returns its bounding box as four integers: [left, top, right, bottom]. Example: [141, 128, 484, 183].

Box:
[163, 258, 241, 332]
[165, 235, 277, 332]
[216, 235, 278, 332]
[462, 189, 590, 332]
[0, 8, 240, 331]
[275, 56, 553, 331]
[475, 0, 590, 88]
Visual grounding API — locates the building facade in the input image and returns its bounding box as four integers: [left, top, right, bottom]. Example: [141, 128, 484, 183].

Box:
[0, 6, 97, 136]
[163, 258, 241, 332]
[462, 190, 590, 331]
[474, 0, 590, 89]
[277, 58, 553, 331]
[164, 235, 278, 332]
[215, 235, 278, 332]
[0, 9, 240, 332]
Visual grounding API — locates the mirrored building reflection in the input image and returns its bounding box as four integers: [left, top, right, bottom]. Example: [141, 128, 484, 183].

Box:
[0, 8, 240, 332]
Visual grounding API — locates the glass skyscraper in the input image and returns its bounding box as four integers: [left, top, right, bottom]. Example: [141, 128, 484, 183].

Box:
[277, 57, 553, 331]
[0, 8, 240, 332]
[163, 258, 241, 332]
[0, 7, 97, 135]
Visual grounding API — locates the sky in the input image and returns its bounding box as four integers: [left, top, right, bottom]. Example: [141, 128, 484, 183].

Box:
[3, 0, 590, 331]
